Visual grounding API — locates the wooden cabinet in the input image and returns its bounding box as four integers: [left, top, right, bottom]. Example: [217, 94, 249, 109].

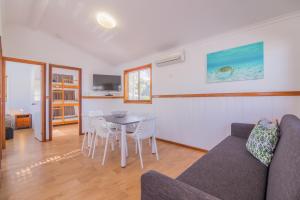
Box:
[15, 114, 32, 129]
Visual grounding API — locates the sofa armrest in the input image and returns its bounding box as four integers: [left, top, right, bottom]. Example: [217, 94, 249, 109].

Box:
[231, 123, 255, 139]
[141, 170, 220, 200]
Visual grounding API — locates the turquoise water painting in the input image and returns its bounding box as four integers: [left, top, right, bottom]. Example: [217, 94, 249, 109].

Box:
[207, 42, 264, 83]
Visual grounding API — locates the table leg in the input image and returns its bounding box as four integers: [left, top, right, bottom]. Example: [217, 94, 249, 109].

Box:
[121, 125, 126, 167]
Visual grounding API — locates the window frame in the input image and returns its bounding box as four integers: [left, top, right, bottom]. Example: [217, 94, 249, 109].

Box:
[123, 64, 152, 104]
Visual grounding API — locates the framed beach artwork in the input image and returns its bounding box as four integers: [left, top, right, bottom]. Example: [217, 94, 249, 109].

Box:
[207, 41, 264, 83]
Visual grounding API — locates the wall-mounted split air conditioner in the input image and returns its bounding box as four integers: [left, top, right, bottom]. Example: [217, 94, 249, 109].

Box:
[155, 51, 185, 67]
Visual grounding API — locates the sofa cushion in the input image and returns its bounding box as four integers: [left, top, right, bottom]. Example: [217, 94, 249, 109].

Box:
[266, 115, 300, 200]
[246, 120, 279, 166]
[177, 136, 268, 200]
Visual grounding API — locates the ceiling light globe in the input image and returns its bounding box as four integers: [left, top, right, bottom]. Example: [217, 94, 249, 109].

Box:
[96, 12, 117, 29]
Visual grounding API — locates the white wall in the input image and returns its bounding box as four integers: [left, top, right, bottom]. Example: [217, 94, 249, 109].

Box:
[118, 14, 300, 94]
[2, 25, 115, 95]
[5, 62, 34, 114]
[111, 13, 300, 150]
[2, 25, 116, 139]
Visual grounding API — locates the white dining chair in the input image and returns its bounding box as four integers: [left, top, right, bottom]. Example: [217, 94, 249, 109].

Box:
[90, 117, 123, 165]
[127, 117, 159, 169]
[81, 110, 104, 156]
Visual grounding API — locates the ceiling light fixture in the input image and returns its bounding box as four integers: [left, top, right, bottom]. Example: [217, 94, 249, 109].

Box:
[96, 12, 117, 29]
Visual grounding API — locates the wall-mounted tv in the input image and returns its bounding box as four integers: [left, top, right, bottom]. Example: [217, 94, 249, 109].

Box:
[93, 74, 121, 91]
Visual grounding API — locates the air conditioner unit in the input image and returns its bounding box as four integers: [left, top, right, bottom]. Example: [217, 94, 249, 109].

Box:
[155, 51, 185, 67]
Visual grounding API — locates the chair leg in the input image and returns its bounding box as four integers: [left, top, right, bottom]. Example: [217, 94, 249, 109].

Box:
[92, 135, 98, 159]
[137, 138, 144, 169]
[135, 140, 138, 154]
[88, 131, 93, 147]
[102, 134, 110, 165]
[87, 132, 91, 147]
[153, 136, 159, 160]
[117, 133, 121, 149]
[88, 132, 96, 157]
[81, 132, 87, 152]
[126, 144, 129, 157]
[111, 137, 115, 151]
[101, 136, 104, 145]
[125, 136, 128, 157]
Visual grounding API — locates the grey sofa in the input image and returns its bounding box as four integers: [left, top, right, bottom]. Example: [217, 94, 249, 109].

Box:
[141, 114, 300, 200]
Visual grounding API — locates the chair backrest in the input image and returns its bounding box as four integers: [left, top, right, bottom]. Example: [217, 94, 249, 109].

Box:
[134, 117, 157, 139]
[88, 110, 104, 117]
[93, 117, 110, 137]
[82, 110, 104, 132]
[89, 110, 104, 127]
[266, 114, 300, 200]
[132, 112, 155, 118]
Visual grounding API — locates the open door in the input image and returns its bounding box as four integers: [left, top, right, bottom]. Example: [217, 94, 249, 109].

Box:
[30, 67, 43, 140]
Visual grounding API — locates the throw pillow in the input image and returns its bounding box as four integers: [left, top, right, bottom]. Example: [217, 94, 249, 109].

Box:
[246, 119, 279, 166]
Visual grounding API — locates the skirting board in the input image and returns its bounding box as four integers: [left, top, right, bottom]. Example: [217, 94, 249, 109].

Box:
[78, 133, 208, 153]
[156, 137, 208, 153]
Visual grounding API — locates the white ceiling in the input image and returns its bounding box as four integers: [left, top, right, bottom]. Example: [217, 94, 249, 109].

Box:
[4, 0, 300, 66]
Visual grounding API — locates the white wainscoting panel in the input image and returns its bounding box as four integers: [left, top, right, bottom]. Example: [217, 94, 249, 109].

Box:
[107, 96, 300, 150]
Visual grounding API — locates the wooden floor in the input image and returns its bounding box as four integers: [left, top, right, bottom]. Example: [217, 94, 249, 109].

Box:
[0, 126, 204, 200]
[53, 124, 80, 137]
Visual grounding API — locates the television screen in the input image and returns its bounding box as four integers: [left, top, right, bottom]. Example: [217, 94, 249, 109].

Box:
[93, 74, 121, 91]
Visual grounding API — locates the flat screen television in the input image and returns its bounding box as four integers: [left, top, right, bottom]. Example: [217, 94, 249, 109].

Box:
[92, 74, 121, 91]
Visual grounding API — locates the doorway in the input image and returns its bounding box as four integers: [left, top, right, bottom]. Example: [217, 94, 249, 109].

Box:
[2, 57, 46, 147]
[0, 37, 3, 165]
[49, 64, 82, 140]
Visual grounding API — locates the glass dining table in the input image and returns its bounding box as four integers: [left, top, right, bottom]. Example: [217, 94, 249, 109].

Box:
[102, 114, 145, 167]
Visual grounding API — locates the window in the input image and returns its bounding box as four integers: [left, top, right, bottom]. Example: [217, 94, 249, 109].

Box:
[124, 64, 152, 104]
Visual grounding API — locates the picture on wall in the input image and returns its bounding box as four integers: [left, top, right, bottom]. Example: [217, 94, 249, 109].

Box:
[207, 41, 264, 83]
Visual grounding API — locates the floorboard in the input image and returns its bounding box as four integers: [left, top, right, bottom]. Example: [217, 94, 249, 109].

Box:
[0, 126, 204, 200]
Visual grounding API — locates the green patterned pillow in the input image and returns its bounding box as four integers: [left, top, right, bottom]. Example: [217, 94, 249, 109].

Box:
[246, 120, 279, 166]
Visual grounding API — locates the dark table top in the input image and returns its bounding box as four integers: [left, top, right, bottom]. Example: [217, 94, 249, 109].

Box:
[103, 115, 144, 125]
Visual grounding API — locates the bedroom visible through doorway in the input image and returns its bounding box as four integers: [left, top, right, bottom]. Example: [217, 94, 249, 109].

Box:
[3, 58, 46, 148]
[49, 64, 82, 140]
